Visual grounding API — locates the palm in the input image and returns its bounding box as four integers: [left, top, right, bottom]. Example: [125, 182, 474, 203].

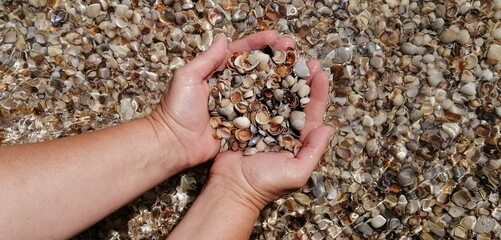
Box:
[161, 77, 218, 162]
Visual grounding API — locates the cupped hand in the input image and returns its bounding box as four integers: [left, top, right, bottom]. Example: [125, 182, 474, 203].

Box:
[209, 61, 333, 211]
[147, 31, 296, 168]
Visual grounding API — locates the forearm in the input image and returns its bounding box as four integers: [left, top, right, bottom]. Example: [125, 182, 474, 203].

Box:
[167, 176, 261, 240]
[0, 116, 187, 239]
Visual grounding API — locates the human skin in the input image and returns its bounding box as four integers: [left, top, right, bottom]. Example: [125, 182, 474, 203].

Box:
[167, 36, 333, 239]
[0, 30, 332, 239]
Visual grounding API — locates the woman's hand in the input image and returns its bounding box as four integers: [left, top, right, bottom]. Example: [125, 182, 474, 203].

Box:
[146, 30, 296, 168]
[167, 56, 332, 240]
[209, 59, 333, 212]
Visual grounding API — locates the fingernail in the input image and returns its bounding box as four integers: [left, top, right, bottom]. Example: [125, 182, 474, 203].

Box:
[214, 33, 225, 43]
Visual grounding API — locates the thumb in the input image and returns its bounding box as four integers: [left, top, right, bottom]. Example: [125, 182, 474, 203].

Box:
[182, 34, 228, 81]
[294, 126, 333, 172]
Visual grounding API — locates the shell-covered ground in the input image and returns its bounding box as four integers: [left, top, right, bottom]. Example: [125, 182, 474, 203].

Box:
[1, 0, 501, 239]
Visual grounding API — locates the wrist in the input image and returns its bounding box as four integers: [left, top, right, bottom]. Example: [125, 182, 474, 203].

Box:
[207, 174, 267, 214]
[143, 111, 191, 172]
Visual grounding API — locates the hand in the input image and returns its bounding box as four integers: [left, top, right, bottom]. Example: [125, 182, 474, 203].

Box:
[146, 31, 296, 168]
[208, 59, 333, 211]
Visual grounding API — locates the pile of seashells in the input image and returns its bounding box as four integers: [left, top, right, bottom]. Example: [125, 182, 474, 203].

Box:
[208, 46, 311, 155]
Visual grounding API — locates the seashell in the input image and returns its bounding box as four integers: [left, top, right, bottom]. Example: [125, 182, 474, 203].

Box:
[281, 75, 297, 88]
[218, 102, 236, 120]
[278, 134, 296, 151]
[271, 49, 287, 64]
[235, 129, 253, 142]
[300, 97, 310, 106]
[255, 110, 271, 125]
[242, 146, 258, 156]
[273, 89, 284, 102]
[233, 52, 259, 73]
[233, 117, 251, 129]
[285, 48, 297, 66]
[219, 0, 237, 11]
[460, 82, 477, 96]
[266, 122, 283, 136]
[85, 3, 102, 18]
[207, 7, 226, 25]
[487, 159, 501, 170]
[487, 44, 501, 65]
[283, 91, 299, 108]
[452, 188, 472, 207]
[243, 89, 255, 100]
[274, 65, 288, 77]
[492, 207, 501, 221]
[465, 9, 480, 23]
[396, 168, 416, 187]
[215, 127, 231, 139]
[297, 85, 311, 98]
[442, 122, 461, 139]
[369, 215, 387, 228]
[229, 90, 242, 103]
[290, 111, 306, 131]
[473, 216, 496, 234]
[290, 80, 306, 93]
[209, 117, 222, 128]
[293, 58, 310, 78]
[440, 27, 458, 43]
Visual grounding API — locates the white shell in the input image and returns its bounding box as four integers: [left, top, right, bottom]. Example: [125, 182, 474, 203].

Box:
[290, 111, 306, 131]
[233, 117, 251, 129]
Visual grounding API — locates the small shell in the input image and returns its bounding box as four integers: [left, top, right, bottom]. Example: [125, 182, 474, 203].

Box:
[285, 48, 297, 66]
[290, 111, 306, 131]
[249, 101, 262, 112]
[271, 116, 284, 125]
[234, 52, 259, 73]
[255, 110, 271, 124]
[230, 90, 243, 103]
[293, 58, 310, 78]
[271, 49, 287, 64]
[442, 122, 461, 139]
[233, 117, 251, 129]
[218, 103, 236, 120]
[243, 147, 258, 156]
[209, 117, 222, 128]
[215, 127, 231, 139]
[275, 65, 290, 77]
[234, 101, 248, 114]
[266, 122, 283, 136]
[235, 129, 253, 142]
[278, 134, 296, 151]
[291, 80, 306, 93]
[297, 85, 311, 98]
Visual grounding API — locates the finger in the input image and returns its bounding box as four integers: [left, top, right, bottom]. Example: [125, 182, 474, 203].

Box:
[305, 59, 321, 84]
[179, 34, 228, 81]
[228, 30, 280, 53]
[301, 71, 330, 140]
[273, 36, 295, 50]
[293, 126, 333, 173]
